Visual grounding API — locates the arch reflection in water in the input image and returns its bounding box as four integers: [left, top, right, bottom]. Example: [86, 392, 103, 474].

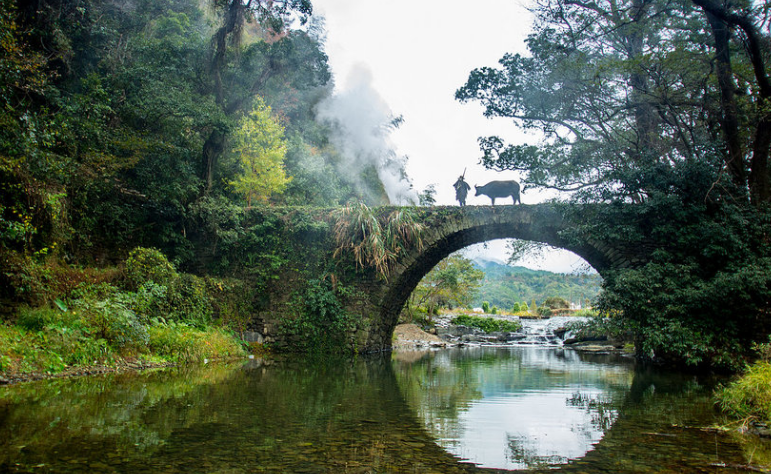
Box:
[393, 346, 634, 470]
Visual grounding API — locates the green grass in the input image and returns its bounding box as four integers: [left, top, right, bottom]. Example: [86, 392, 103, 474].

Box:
[0, 311, 246, 379]
[717, 361, 771, 423]
[450, 314, 522, 333]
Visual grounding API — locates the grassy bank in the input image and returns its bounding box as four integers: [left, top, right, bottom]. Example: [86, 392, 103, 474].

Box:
[717, 360, 771, 426]
[0, 248, 252, 382]
[0, 321, 245, 381]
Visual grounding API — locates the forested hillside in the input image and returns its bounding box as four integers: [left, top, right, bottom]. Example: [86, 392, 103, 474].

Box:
[0, 0, 407, 277]
[473, 261, 601, 310]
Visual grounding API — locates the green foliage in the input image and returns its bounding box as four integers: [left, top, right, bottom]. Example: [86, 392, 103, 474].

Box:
[543, 296, 570, 310]
[125, 247, 177, 289]
[579, 199, 771, 370]
[450, 314, 521, 334]
[147, 323, 244, 363]
[332, 203, 424, 280]
[228, 98, 291, 207]
[278, 278, 358, 354]
[718, 361, 771, 423]
[15, 306, 61, 332]
[409, 254, 484, 317]
[474, 262, 601, 310]
[481, 301, 490, 313]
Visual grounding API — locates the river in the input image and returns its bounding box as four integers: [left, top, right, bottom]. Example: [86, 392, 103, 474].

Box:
[0, 346, 769, 473]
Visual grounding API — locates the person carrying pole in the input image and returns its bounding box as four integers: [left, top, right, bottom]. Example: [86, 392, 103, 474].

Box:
[453, 169, 471, 206]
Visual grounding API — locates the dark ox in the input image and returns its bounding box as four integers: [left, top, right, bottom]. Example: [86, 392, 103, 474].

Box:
[474, 180, 522, 205]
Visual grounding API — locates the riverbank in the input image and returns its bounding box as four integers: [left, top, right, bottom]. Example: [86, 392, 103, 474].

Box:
[0, 358, 177, 386]
[0, 319, 247, 385]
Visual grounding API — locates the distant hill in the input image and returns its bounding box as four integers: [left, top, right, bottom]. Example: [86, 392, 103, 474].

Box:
[471, 259, 602, 310]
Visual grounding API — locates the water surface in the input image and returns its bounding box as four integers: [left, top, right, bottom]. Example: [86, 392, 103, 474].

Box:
[0, 347, 768, 473]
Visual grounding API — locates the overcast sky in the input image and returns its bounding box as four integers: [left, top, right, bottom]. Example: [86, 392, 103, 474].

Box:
[311, 0, 594, 274]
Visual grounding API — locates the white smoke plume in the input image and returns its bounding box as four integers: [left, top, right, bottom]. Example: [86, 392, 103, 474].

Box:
[315, 64, 419, 205]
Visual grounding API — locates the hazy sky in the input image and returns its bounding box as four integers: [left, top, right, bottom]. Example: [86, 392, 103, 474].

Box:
[311, 0, 593, 274]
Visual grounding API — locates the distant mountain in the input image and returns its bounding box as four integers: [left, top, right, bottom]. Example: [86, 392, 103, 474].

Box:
[471, 259, 602, 310]
[470, 256, 509, 269]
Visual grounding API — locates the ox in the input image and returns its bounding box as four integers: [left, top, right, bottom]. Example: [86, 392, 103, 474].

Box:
[474, 180, 522, 205]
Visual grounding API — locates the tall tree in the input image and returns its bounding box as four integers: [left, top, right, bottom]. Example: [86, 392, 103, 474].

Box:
[456, 0, 771, 205]
[228, 98, 290, 207]
[691, 0, 771, 205]
[201, 0, 324, 193]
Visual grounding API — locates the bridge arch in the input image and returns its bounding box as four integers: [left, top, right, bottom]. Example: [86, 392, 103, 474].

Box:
[366, 204, 617, 350]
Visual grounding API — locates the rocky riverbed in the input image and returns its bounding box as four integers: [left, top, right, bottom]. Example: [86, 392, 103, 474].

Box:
[393, 314, 627, 353]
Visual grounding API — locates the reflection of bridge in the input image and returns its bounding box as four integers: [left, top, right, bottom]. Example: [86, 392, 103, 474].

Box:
[231, 203, 650, 352]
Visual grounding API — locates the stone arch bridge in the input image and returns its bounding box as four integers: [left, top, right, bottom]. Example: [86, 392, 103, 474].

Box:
[237, 203, 648, 352]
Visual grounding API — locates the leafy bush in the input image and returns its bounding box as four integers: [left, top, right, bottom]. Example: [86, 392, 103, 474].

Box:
[450, 314, 521, 333]
[278, 278, 359, 354]
[125, 247, 177, 288]
[543, 296, 570, 309]
[80, 298, 149, 350]
[165, 274, 213, 327]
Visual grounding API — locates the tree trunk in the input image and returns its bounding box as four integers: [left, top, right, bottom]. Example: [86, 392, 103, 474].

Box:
[627, 0, 659, 165]
[703, 10, 747, 193]
[201, 129, 226, 193]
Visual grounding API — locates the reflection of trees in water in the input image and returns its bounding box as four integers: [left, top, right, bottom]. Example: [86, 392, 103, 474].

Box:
[566, 391, 618, 432]
[394, 347, 634, 470]
[502, 392, 619, 470]
[1, 355, 481, 473]
[393, 351, 485, 442]
[506, 434, 569, 470]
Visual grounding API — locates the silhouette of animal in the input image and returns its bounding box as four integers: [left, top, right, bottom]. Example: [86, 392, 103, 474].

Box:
[474, 180, 521, 205]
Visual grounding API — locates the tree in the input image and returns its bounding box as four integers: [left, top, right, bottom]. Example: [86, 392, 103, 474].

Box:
[410, 255, 484, 316]
[543, 296, 569, 310]
[418, 184, 437, 206]
[456, 0, 771, 206]
[228, 99, 290, 207]
[457, 0, 771, 369]
[201, 0, 326, 193]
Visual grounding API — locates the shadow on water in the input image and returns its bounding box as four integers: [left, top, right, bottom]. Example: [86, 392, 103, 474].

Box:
[0, 349, 770, 473]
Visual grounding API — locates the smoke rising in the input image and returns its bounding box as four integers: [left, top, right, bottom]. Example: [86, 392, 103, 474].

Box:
[315, 64, 418, 205]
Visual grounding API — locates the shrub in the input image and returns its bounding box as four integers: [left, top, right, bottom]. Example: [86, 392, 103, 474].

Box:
[450, 314, 521, 333]
[481, 301, 490, 313]
[543, 296, 570, 310]
[68, 287, 149, 351]
[125, 247, 177, 289]
[83, 298, 149, 350]
[165, 274, 213, 327]
[278, 278, 359, 354]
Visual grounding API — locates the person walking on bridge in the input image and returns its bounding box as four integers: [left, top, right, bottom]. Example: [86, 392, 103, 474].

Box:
[454, 174, 471, 206]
